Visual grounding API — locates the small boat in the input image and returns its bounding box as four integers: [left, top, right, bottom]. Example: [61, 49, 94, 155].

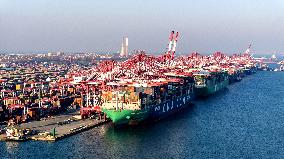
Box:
[5, 135, 27, 141]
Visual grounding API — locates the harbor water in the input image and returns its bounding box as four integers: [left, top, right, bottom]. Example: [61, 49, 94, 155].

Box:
[1, 71, 284, 159]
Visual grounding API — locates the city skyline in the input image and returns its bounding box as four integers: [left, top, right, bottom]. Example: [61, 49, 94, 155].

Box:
[0, 0, 283, 55]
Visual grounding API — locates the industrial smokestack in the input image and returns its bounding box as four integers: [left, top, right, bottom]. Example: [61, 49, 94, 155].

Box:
[125, 37, 128, 57]
[120, 37, 128, 57]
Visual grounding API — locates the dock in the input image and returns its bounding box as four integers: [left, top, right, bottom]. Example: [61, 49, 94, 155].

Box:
[0, 111, 108, 142]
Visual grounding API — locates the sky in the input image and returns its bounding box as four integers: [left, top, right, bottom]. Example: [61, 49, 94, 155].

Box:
[0, 0, 283, 55]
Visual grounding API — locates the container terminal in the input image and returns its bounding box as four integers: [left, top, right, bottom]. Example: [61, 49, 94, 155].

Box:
[0, 31, 282, 141]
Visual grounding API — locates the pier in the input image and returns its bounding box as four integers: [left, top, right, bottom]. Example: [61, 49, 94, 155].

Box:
[0, 110, 108, 141]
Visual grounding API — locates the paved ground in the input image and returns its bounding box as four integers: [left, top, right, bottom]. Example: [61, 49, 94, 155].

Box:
[1, 109, 107, 141]
[20, 112, 81, 133]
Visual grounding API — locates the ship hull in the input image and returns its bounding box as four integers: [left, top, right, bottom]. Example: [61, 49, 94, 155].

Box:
[195, 79, 229, 97]
[244, 69, 252, 75]
[229, 73, 242, 84]
[102, 109, 150, 126]
[103, 94, 193, 127]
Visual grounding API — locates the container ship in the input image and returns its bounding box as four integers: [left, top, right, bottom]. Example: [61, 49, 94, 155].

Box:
[102, 72, 195, 126]
[193, 70, 229, 97]
[100, 31, 196, 126]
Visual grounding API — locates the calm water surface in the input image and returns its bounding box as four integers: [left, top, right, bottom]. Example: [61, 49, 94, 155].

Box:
[1, 71, 284, 159]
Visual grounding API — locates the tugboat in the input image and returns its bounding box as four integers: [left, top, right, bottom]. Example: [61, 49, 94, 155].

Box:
[280, 65, 284, 71]
[193, 70, 229, 97]
[278, 61, 284, 71]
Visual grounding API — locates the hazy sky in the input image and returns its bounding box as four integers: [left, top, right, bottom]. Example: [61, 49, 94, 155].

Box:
[0, 0, 283, 55]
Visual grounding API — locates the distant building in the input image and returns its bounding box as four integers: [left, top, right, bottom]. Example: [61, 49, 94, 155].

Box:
[120, 37, 128, 57]
[0, 63, 6, 68]
[47, 52, 53, 57]
[56, 51, 64, 56]
[47, 52, 64, 57]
